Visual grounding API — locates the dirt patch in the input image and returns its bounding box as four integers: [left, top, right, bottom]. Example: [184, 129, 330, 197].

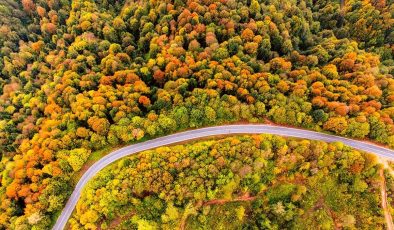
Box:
[180, 193, 256, 230]
[203, 193, 256, 206]
[97, 211, 135, 230]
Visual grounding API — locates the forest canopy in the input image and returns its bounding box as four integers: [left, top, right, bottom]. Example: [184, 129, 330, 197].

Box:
[0, 0, 393, 229]
[70, 135, 386, 229]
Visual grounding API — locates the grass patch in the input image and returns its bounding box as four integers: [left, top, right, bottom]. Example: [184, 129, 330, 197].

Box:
[186, 202, 250, 230]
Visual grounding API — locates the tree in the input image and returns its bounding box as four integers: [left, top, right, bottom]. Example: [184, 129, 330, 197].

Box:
[368, 116, 389, 143]
[88, 117, 110, 135]
[158, 115, 177, 133]
[250, 0, 261, 17]
[21, 0, 35, 13]
[27, 212, 43, 225]
[255, 101, 266, 116]
[277, 80, 290, 93]
[312, 109, 328, 123]
[323, 117, 348, 134]
[190, 108, 203, 127]
[67, 148, 90, 172]
[139, 96, 151, 107]
[41, 23, 57, 34]
[270, 57, 292, 73]
[346, 119, 370, 138]
[173, 107, 189, 129]
[204, 106, 217, 124]
[241, 28, 254, 42]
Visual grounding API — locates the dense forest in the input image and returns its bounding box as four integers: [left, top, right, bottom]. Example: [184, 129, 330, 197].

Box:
[0, 0, 393, 228]
[70, 135, 386, 229]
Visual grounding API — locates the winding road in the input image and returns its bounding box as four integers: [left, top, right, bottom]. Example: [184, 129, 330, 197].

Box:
[53, 124, 394, 230]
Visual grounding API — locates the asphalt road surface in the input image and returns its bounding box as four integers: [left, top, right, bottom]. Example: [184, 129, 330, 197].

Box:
[53, 124, 394, 230]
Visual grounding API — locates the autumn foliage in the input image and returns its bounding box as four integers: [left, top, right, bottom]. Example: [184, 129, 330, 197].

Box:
[0, 0, 393, 228]
[70, 135, 385, 229]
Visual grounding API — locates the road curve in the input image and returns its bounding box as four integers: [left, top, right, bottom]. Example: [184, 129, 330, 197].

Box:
[53, 124, 394, 230]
